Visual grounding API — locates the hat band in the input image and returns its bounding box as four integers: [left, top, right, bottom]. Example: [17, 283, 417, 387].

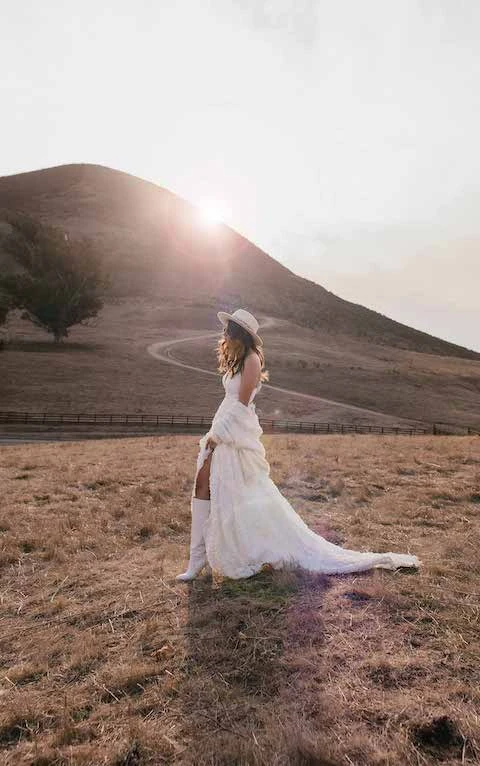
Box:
[227, 318, 258, 335]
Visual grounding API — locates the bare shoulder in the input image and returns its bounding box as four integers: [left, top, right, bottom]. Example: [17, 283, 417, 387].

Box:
[245, 351, 261, 370]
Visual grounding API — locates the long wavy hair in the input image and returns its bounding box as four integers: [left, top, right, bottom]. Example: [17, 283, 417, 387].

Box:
[216, 319, 270, 382]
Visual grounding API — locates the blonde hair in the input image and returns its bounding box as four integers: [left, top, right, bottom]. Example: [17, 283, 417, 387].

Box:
[215, 320, 269, 382]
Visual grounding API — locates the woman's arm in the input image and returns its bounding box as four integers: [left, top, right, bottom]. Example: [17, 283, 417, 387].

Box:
[207, 397, 263, 447]
[238, 353, 261, 407]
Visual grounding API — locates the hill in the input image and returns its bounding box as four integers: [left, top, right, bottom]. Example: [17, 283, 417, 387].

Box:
[1, 163, 478, 360]
[1, 164, 480, 428]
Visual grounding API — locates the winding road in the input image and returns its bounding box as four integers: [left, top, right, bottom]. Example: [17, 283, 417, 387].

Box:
[146, 315, 406, 422]
[0, 317, 414, 445]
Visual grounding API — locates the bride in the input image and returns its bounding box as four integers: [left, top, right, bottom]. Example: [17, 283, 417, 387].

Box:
[176, 309, 420, 581]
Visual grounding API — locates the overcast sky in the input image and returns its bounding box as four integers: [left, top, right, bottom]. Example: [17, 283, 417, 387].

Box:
[2, 1, 479, 351]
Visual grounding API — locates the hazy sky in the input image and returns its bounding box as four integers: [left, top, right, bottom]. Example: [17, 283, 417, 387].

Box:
[2, 1, 479, 351]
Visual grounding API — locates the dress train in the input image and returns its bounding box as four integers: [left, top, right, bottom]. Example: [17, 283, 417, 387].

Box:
[189, 371, 420, 580]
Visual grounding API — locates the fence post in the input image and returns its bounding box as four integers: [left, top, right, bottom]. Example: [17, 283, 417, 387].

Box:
[433, 423, 437, 435]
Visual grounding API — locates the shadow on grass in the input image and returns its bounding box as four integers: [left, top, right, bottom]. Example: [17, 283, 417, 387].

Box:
[181, 564, 338, 765]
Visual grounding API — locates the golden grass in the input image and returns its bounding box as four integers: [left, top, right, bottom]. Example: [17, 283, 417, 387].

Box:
[0, 434, 479, 765]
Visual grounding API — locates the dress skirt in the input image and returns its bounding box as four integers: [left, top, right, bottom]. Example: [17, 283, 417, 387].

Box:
[190, 400, 420, 580]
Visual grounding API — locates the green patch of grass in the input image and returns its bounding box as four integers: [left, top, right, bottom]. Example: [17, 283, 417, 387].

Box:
[136, 525, 155, 540]
[219, 566, 325, 604]
[20, 540, 36, 553]
[70, 706, 93, 723]
[367, 661, 428, 689]
[33, 494, 50, 505]
[82, 479, 112, 491]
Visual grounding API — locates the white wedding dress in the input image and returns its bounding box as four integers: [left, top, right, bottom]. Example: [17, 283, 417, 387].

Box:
[192, 369, 420, 579]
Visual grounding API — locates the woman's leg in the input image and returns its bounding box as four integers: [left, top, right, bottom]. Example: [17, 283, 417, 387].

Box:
[195, 450, 213, 500]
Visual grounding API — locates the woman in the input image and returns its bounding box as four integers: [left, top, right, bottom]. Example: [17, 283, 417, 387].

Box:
[176, 308, 420, 581]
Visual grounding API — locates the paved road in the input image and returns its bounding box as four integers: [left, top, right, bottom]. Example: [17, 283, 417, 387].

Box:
[0, 431, 178, 446]
[146, 315, 408, 422]
[0, 435, 84, 445]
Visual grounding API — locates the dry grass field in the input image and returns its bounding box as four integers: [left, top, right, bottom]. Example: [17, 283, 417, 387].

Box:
[1, 433, 479, 765]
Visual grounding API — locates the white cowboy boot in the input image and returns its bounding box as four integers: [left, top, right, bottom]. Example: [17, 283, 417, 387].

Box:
[175, 497, 211, 581]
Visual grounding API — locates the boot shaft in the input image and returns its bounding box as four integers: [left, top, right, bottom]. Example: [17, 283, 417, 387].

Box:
[176, 497, 211, 581]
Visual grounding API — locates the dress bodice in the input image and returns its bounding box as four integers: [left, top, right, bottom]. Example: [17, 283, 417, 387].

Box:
[222, 369, 262, 405]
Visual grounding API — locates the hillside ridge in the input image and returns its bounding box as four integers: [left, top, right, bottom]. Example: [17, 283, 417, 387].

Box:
[0, 163, 478, 360]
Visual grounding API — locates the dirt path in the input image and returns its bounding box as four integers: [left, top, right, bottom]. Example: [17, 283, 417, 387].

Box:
[146, 315, 408, 422]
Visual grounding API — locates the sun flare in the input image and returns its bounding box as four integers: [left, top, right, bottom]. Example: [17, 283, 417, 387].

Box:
[196, 198, 231, 226]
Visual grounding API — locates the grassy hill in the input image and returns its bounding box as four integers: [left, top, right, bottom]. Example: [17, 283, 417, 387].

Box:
[1, 164, 480, 428]
[1, 434, 479, 764]
[1, 163, 478, 360]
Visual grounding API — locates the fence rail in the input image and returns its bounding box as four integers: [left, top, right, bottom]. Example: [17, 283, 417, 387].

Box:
[1, 411, 477, 436]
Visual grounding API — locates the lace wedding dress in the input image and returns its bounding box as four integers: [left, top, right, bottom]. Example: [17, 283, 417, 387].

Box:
[193, 369, 420, 579]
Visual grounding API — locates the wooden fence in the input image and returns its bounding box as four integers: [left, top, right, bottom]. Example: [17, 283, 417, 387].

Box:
[1, 410, 477, 436]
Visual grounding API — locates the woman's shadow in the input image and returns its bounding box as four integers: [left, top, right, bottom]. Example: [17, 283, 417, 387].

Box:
[181, 563, 332, 764]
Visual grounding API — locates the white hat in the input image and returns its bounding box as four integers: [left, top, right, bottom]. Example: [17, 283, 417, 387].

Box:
[217, 308, 263, 346]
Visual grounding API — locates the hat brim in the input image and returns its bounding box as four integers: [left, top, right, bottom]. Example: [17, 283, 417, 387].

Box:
[217, 311, 263, 346]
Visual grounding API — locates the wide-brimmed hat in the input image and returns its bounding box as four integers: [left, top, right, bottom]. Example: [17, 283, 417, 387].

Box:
[217, 308, 263, 346]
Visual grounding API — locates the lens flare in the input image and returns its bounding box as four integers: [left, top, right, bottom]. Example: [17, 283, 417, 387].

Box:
[196, 199, 231, 226]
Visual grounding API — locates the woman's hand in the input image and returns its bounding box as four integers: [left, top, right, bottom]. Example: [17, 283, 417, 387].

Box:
[206, 437, 218, 450]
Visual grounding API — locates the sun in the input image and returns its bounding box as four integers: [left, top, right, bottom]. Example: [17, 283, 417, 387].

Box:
[196, 198, 231, 226]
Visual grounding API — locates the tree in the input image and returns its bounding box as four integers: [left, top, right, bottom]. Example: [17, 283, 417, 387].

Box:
[0, 292, 11, 326]
[0, 290, 12, 350]
[0, 212, 109, 342]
